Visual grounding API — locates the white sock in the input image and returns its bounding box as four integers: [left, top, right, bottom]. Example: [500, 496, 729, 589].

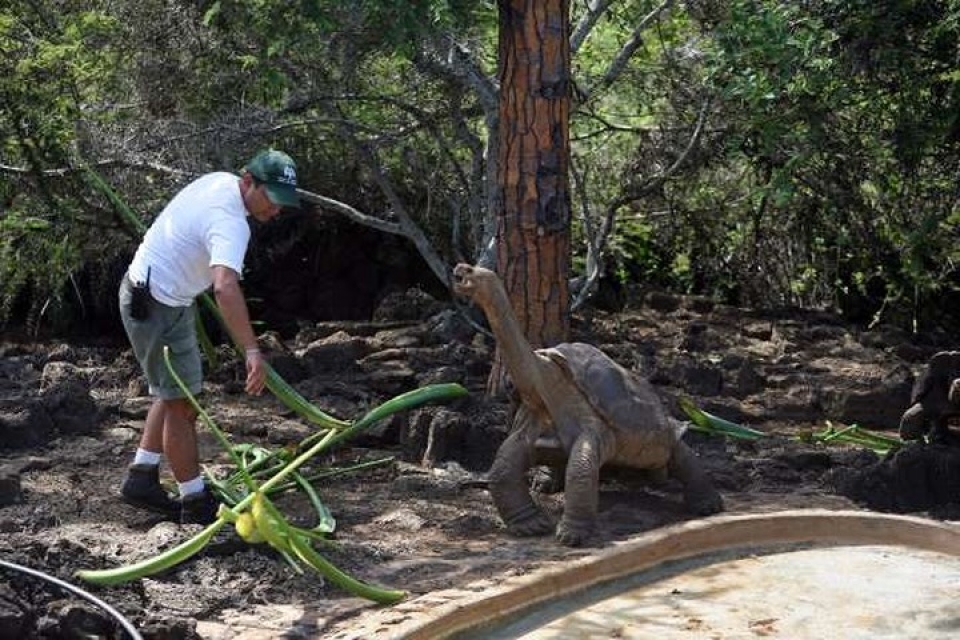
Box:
[133, 449, 162, 466]
[178, 476, 206, 498]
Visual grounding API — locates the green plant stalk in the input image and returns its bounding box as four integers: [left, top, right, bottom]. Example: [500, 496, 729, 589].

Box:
[76, 378, 465, 590]
[288, 524, 339, 547]
[833, 432, 888, 447]
[78, 479, 305, 586]
[195, 292, 351, 430]
[329, 383, 468, 448]
[226, 461, 286, 487]
[292, 472, 336, 533]
[847, 426, 902, 447]
[801, 418, 899, 454]
[811, 422, 900, 455]
[252, 492, 293, 553]
[287, 531, 405, 605]
[204, 469, 243, 506]
[217, 504, 239, 524]
[248, 493, 310, 573]
[223, 385, 466, 535]
[262, 365, 351, 430]
[252, 492, 393, 598]
[76, 520, 226, 586]
[268, 457, 395, 493]
[678, 397, 766, 440]
[195, 309, 219, 368]
[818, 424, 858, 442]
[231, 444, 295, 481]
[257, 429, 340, 496]
[241, 443, 279, 466]
[835, 439, 893, 455]
[84, 166, 148, 235]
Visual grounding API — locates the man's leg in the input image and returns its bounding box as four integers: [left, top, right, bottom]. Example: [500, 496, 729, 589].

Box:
[162, 398, 200, 483]
[139, 399, 165, 453]
[120, 399, 179, 515]
[162, 397, 218, 524]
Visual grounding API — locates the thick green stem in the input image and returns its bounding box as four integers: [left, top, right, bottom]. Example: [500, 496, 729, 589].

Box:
[76, 520, 226, 586]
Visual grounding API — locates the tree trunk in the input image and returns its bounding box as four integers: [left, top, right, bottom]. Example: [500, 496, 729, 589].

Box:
[488, 0, 572, 395]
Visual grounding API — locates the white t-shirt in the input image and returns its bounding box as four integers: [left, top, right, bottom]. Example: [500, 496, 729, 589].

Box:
[128, 172, 250, 307]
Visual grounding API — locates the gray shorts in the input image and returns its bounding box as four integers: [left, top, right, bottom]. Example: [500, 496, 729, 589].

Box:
[119, 276, 202, 399]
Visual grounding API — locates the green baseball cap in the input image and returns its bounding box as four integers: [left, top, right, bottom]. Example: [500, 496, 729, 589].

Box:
[245, 149, 300, 208]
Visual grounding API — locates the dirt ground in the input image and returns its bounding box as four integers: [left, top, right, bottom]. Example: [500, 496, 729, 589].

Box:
[1, 288, 958, 639]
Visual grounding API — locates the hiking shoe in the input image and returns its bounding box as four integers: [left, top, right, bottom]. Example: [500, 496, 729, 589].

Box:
[120, 464, 179, 516]
[180, 489, 220, 525]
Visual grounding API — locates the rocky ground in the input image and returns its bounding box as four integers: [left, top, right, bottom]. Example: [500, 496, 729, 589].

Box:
[1, 287, 958, 639]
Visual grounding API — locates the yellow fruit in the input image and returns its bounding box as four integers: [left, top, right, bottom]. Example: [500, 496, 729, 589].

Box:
[252, 492, 290, 553]
[235, 512, 264, 543]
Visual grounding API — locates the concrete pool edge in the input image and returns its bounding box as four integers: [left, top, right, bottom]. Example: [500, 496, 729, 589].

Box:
[393, 510, 960, 639]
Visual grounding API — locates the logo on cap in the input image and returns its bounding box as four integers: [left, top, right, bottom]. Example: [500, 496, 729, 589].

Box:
[279, 165, 297, 185]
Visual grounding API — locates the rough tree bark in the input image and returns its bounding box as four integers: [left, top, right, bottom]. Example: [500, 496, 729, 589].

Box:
[489, 0, 572, 395]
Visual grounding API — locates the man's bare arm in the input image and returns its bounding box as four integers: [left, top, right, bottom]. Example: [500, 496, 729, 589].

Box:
[211, 265, 266, 394]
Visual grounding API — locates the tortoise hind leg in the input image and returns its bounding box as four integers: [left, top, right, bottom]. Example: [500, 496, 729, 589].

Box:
[668, 440, 723, 516]
[928, 415, 954, 445]
[488, 406, 553, 537]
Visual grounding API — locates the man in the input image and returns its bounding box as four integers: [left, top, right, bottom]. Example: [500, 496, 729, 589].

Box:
[117, 149, 299, 523]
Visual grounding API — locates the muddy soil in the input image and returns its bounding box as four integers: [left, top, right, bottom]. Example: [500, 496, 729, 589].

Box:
[1, 289, 958, 639]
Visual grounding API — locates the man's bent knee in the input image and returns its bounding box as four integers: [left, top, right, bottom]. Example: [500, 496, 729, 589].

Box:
[162, 398, 197, 422]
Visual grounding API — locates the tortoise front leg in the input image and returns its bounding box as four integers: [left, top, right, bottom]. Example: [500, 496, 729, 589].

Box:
[556, 430, 605, 547]
[488, 406, 553, 537]
[899, 403, 928, 440]
[669, 440, 723, 516]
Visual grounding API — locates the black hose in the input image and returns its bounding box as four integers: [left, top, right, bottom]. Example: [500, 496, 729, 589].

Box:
[0, 558, 142, 640]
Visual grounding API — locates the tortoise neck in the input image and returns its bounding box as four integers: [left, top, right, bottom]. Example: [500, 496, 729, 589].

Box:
[480, 278, 548, 404]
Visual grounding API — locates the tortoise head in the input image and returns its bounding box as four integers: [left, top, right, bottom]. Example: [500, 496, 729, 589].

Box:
[452, 263, 499, 304]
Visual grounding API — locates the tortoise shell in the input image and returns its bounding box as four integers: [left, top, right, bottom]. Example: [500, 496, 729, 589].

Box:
[540, 342, 684, 441]
[911, 351, 960, 403]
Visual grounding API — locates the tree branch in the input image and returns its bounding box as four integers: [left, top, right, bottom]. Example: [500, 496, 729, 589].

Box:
[583, 0, 676, 100]
[296, 190, 403, 236]
[412, 34, 499, 115]
[570, 0, 616, 55]
[612, 95, 711, 210]
[409, 34, 501, 265]
[570, 156, 603, 311]
[319, 103, 453, 288]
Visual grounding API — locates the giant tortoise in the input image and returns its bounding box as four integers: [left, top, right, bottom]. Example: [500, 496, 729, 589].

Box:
[453, 263, 723, 546]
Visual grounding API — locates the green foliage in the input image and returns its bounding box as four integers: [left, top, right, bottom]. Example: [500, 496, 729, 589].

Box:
[0, 3, 133, 331]
[608, 0, 960, 331]
[3, 0, 960, 337]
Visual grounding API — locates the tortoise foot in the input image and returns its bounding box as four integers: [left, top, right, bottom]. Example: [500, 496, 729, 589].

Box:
[555, 518, 596, 547]
[899, 425, 926, 441]
[686, 489, 724, 516]
[503, 505, 554, 537]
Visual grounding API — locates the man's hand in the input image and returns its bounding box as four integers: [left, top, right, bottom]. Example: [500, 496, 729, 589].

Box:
[244, 348, 267, 395]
